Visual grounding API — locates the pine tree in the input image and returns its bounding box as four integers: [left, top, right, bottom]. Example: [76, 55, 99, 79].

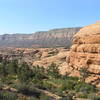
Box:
[0, 61, 8, 77]
[47, 63, 61, 78]
[7, 60, 18, 75]
[18, 62, 33, 83]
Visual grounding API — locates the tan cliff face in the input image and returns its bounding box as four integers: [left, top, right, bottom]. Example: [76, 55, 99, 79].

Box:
[68, 22, 100, 87]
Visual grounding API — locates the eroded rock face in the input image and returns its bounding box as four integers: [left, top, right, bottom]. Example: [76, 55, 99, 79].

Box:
[68, 22, 100, 87]
[33, 50, 68, 67]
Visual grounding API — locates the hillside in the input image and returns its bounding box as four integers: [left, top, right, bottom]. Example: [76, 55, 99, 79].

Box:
[0, 27, 81, 48]
[0, 47, 100, 100]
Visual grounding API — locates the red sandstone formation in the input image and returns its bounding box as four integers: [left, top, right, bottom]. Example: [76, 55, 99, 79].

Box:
[68, 22, 100, 87]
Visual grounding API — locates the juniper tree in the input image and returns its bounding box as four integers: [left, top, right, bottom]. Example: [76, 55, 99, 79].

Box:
[79, 67, 91, 83]
[17, 62, 33, 83]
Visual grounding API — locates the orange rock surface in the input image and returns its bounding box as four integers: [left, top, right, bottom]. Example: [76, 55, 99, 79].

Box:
[68, 22, 100, 87]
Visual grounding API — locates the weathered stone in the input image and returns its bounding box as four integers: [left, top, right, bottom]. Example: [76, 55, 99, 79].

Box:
[68, 22, 100, 87]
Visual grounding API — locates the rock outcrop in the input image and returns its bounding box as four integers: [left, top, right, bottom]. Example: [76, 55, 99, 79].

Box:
[32, 49, 69, 67]
[68, 22, 100, 87]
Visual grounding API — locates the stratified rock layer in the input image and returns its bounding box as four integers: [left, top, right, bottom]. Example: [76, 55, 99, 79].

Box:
[0, 28, 81, 48]
[68, 22, 100, 87]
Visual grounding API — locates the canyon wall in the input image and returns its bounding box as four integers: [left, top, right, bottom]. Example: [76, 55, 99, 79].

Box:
[0, 28, 81, 48]
[68, 22, 100, 87]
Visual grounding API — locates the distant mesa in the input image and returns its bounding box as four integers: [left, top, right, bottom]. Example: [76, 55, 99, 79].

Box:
[0, 27, 81, 48]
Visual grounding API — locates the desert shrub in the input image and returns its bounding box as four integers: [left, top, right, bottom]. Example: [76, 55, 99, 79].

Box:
[0, 60, 19, 84]
[0, 61, 8, 78]
[52, 76, 78, 91]
[41, 80, 53, 90]
[74, 82, 96, 93]
[0, 91, 18, 100]
[0, 81, 3, 89]
[16, 83, 41, 98]
[79, 67, 91, 82]
[60, 71, 73, 80]
[32, 66, 47, 80]
[39, 93, 52, 100]
[88, 93, 100, 100]
[28, 97, 39, 100]
[47, 63, 61, 78]
[78, 93, 88, 98]
[44, 77, 77, 96]
[18, 84, 32, 95]
[7, 60, 18, 75]
[61, 93, 74, 100]
[0, 57, 3, 62]
[28, 94, 52, 100]
[17, 62, 34, 83]
[62, 80, 75, 91]
[66, 76, 79, 81]
[31, 66, 48, 89]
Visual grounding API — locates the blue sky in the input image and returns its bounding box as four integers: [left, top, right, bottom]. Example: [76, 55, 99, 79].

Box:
[0, 0, 100, 34]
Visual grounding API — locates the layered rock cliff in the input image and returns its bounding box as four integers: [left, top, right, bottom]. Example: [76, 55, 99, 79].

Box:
[0, 28, 81, 48]
[68, 22, 100, 87]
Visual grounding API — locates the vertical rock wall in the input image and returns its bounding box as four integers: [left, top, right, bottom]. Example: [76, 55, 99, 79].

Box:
[68, 22, 100, 87]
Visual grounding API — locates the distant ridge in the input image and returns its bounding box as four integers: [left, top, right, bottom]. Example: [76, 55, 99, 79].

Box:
[0, 27, 81, 48]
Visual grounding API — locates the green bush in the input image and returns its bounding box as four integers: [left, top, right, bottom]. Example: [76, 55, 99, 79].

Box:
[0, 91, 18, 100]
[28, 97, 39, 100]
[64, 81, 75, 90]
[61, 93, 74, 100]
[7, 60, 18, 75]
[39, 93, 52, 100]
[74, 82, 96, 93]
[18, 62, 34, 83]
[88, 93, 100, 100]
[0, 60, 98, 100]
[79, 67, 91, 82]
[78, 93, 88, 99]
[47, 63, 61, 78]
[16, 83, 41, 98]
[32, 66, 47, 80]
[0, 61, 8, 78]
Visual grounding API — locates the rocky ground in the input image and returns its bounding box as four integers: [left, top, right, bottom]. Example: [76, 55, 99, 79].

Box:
[0, 47, 69, 69]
